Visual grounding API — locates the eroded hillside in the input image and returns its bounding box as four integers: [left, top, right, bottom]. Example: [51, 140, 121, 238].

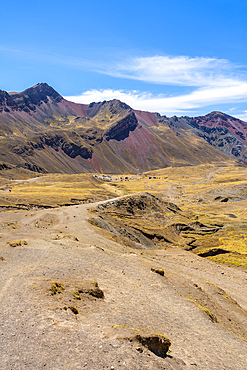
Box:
[0, 83, 242, 175]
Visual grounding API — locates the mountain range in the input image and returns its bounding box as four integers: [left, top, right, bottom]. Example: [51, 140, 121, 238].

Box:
[0, 83, 246, 174]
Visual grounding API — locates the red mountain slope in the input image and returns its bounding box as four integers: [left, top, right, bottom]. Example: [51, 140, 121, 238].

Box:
[0, 84, 239, 174]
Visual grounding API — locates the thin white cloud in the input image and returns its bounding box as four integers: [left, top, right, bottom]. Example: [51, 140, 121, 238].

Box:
[64, 80, 247, 116]
[100, 55, 241, 87]
[65, 55, 247, 117]
[234, 110, 247, 121]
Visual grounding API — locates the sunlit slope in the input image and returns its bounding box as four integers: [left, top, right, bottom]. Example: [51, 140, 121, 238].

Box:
[0, 83, 241, 174]
[0, 163, 247, 268]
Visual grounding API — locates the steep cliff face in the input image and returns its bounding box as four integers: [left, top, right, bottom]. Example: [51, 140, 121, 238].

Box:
[103, 111, 138, 141]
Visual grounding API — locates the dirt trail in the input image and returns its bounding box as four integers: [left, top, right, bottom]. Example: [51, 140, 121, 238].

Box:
[0, 199, 247, 370]
[103, 182, 123, 196]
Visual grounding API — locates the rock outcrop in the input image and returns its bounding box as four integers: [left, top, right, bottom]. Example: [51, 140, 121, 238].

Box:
[103, 111, 138, 141]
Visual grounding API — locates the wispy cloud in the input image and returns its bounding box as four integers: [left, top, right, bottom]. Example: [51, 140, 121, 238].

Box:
[5, 45, 246, 116]
[65, 55, 247, 117]
[102, 55, 239, 87]
[234, 110, 247, 121]
[64, 82, 247, 116]
[0, 44, 95, 69]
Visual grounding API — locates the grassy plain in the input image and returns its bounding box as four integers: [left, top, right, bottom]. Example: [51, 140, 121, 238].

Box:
[0, 162, 247, 268]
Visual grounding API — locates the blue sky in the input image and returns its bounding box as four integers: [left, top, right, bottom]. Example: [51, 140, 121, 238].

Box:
[1, 0, 247, 118]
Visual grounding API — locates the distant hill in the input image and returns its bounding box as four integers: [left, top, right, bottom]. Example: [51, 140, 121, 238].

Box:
[0, 83, 243, 174]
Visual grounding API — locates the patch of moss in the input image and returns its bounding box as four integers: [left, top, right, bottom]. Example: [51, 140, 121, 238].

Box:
[69, 306, 79, 314]
[199, 305, 216, 321]
[91, 280, 98, 287]
[50, 281, 64, 295]
[7, 240, 22, 247]
[72, 290, 81, 300]
[151, 267, 165, 276]
[187, 298, 217, 322]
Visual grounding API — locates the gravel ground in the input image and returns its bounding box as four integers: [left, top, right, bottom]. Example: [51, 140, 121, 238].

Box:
[0, 201, 247, 370]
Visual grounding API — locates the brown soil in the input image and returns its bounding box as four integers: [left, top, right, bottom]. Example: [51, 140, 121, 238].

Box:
[0, 195, 247, 369]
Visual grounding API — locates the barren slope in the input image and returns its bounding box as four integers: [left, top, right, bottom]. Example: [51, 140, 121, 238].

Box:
[0, 194, 247, 369]
[0, 84, 238, 174]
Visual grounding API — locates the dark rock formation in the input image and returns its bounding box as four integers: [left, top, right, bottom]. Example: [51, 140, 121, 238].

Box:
[10, 83, 63, 113]
[198, 248, 230, 257]
[61, 141, 92, 159]
[0, 90, 18, 112]
[0, 163, 12, 170]
[18, 162, 47, 173]
[0, 83, 62, 114]
[103, 112, 138, 141]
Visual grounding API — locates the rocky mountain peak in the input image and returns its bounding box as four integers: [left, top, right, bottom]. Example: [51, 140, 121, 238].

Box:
[23, 83, 62, 101]
[0, 83, 63, 114]
[0, 90, 17, 112]
[10, 83, 63, 112]
[86, 99, 132, 118]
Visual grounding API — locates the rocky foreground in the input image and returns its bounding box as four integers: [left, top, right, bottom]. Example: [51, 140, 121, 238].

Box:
[0, 195, 247, 370]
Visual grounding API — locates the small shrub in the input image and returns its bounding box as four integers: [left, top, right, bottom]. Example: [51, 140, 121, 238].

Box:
[151, 267, 165, 276]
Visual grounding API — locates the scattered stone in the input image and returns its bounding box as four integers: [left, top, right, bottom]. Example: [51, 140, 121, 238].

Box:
[72, 290, 81, 300]
[76, 281, 104, 298]
[136, 346, 143, 353]
[54, 233, 79, 241]
[134, 333, 170, 357]
[0, 256, 5, 261]
[151, 267, 165, 276]
[69, 306, 79, 314]
[112, 325, 171, 358]
[6, 240, 27, 247]
[7, 240, 22, 247]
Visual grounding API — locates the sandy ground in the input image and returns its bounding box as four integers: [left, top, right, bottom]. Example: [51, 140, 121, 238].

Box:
[0, 199, 247, 370]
